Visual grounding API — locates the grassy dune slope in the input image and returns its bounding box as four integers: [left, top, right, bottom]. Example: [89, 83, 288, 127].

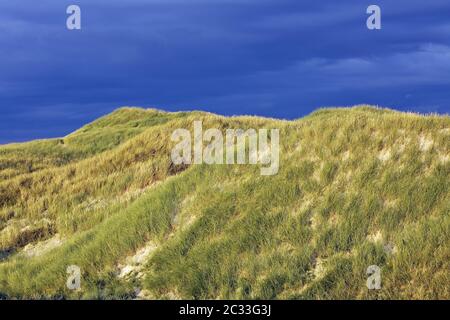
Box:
[0, 106, 448, 299]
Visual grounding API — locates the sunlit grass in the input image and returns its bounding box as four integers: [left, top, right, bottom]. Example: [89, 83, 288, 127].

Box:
[0, 105, 448, 299]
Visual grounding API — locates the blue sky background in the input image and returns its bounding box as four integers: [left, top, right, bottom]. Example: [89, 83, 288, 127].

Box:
[1, 0, 449, 143]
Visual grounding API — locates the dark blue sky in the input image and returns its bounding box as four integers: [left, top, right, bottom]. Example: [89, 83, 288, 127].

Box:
[1, 0, 449, 143]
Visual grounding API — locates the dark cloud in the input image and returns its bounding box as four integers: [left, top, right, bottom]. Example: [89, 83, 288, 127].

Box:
[0, 0, 449, 143]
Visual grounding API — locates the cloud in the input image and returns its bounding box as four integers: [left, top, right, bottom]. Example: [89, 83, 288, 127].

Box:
[0, 0, 449, 142]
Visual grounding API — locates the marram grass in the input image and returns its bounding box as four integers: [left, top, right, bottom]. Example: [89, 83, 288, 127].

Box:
[0, 106, 448, 299]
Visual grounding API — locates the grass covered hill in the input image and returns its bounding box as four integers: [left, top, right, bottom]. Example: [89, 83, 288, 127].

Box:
[0, 106, 448, 299]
